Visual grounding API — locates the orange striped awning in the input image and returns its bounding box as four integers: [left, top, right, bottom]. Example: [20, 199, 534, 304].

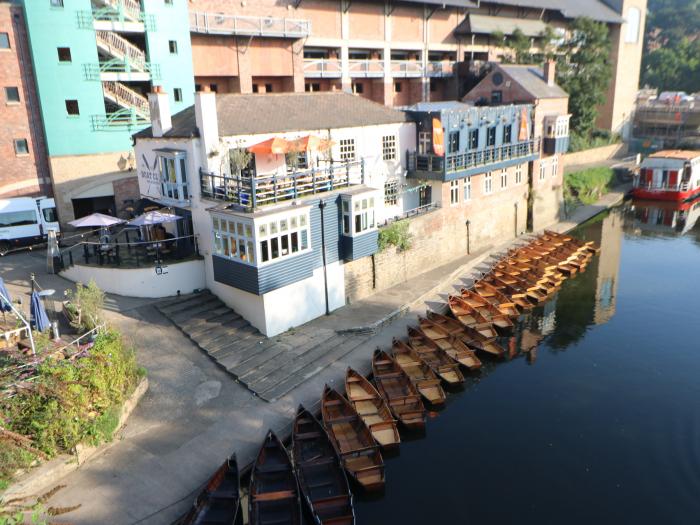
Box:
[247, 137, 290, 155]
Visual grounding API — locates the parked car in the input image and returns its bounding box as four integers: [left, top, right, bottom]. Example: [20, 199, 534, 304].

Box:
[0, 197, 60, 255]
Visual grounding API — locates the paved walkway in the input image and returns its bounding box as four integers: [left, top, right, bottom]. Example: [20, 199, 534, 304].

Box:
[0, 187, 628, 524]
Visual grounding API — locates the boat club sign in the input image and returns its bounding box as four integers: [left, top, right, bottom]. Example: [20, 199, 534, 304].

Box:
[138, 152, 163, 199]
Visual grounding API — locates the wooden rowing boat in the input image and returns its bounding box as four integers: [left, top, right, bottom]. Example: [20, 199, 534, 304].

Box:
[468, 284, 521, 317]
[459, 289, 515, 332]
[447, 295, 499, 339]
[249, 430, 301, 525]
[181, 455, 242, 525]
[321, 386, 385, 492]
[417, 316, 482, 370]
[390, 339, 446, 404]
[486, 272, 548, 303]
[544, 229, 600, 254]
[405, 329, 466, 384]
[292, 406, 355, 525]
[426, 311, 505, 358]
[474, 279, 532, 311]
[345, 368, 400, 450]
[372, 349, 426, 430]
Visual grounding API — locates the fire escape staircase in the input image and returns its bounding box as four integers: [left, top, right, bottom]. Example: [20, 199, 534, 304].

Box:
[92, 0, 142, 22]
[95, 30, 147, 72]
[102, 81, 149, 116]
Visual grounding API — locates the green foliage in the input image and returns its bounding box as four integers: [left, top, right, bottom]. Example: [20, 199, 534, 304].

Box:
[0, 445, 36, 491]
[492, 26, 558, 64]
[64, 280, 105, 332]
[378, 220, 412, 252]
[0, 330, 141, 459]
[569, 129, 621, 152]
[556, 18, 612, 139]
[564, 167, 615, 205]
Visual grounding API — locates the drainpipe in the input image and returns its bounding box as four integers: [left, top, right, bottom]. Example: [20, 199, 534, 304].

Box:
[319, 200, 330, 315]
[465, 219, 471, 254]
[514, 202, 518, 237]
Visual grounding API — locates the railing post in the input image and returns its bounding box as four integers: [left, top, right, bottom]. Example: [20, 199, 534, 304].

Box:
[293, 173, 298, 199]
[251, 176, 257, 209]
[312, 168, 317, 194]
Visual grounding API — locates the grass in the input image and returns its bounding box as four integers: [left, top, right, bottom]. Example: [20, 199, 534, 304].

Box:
[564, 166, 616, 207]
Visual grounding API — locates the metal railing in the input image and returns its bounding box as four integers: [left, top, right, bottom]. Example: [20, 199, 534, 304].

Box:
[190, 11, 311, 37]
[390, 60, 423, 77]
[95, 30, 147, 68]
[634, 180, 690, 191]
[200, 160, 365, 209]
[426, 61, 456, 77]
[103, 81, 149, 115]
[379, 202, 440, 227]
[94, 0, 142, 21]
[59, 233, 200, 270]
[409, 139, 541, 175]
[348, 59, 384, 78]
[90, 108, 151, 131]
[84, 60, 160, 81]
[303, 58, 342, 78]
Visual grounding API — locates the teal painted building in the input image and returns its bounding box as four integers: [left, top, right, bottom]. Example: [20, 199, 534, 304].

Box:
[22, 0, 194, 157]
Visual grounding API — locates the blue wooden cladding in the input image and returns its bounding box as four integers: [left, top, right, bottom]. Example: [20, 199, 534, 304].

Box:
[213, 193, 378, 295]
[543, 136, 570, 155]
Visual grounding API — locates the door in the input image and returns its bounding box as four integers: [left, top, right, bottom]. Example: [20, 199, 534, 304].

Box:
[419, 185, 432, 207]
[38, 198, 60, 234]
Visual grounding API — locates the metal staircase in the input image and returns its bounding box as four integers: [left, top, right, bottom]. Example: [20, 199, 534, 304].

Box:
[95, 30, 147, 71]
[103, 81, 149, 116]
[92, 0, 142, 22]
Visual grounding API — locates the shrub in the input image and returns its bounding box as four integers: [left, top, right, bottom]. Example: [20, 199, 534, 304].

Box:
[64, 280, 105, 332]
[568, 129, 621, 153]
[564, 167, 615, 205]
[378, 220, 412, 252]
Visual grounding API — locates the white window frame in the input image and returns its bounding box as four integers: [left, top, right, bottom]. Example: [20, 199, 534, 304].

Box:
[418, 131, 431, 154]
[342, 194, 377, 236]
[258, 212, 311, 265]
[500, 169, 507, 190]
[382, 134, 397, 161]
[158, 149, 189, 203]
[539, 160, 547, 181]
[552, 156, 559, 178]
[212, 216, 256, 266]
[484, 172, 493, 195]
[515, 164, 523, 185]
[384, 179, 399, 206]
[339, 138, 356, 162]
[450, 180, 459, 205]
[463, 177, 471, 202]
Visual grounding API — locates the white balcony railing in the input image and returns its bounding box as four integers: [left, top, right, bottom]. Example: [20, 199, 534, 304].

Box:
[190, 11, 311, 38]
[426, 61, 456, 77]
[303, 58, 342, 78]
[348, 59, 384, 78]
[390, 60, 423, 78]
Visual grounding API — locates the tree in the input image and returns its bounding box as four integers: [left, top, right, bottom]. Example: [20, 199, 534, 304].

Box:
[493, 29, 532, 64]
[555, 17, 612, 139]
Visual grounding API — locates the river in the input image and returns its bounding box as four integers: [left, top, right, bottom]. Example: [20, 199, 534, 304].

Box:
[354, 199, 700, 524]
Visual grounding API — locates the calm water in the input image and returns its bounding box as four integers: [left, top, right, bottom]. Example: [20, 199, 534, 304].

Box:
[355, 199, 700, 524]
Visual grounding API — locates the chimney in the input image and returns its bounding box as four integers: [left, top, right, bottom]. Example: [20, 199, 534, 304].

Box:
[195, 85, 219, 169]
[148, 85, 171, 138]
[544, 60, 556, 87]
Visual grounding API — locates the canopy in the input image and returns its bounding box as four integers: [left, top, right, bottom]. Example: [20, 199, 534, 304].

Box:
[290, 135, 322, 151]
[0, 277, 11, 313]
[248, 137, 290, 155]
[69, 212, 125, 228]
[128, 211, 183, 226]
[30, 291, 50, 332]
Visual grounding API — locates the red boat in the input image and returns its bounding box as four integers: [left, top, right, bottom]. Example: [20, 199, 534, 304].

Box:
[632, 150, 700, 201]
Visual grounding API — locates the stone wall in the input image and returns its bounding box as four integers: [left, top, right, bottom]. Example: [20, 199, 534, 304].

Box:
[563, 143, 628, 170]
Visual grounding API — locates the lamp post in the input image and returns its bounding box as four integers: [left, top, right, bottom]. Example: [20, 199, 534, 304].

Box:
[514, 202, 519, 237]
[465, 219, 471, 254]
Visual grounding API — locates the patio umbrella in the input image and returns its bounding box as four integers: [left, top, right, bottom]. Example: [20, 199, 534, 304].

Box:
[128, 211, 183, 226]
[68, 212, 125, 228]
[30, 291, 50, 332]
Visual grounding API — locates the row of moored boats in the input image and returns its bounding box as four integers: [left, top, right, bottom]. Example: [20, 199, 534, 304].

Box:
[181, 230, 599, 525]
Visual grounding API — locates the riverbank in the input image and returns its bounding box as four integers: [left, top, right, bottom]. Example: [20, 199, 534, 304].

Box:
[0, 186, 629, 524]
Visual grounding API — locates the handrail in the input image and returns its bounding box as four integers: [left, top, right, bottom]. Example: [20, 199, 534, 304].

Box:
[190, 11, 311, 37]
[348, 59, 384, 77]
[390, 60, 423, 76]
[96, 0, 142, 21]
[103, 81, 149, 115]
[303, 58, 342, 77]
[426, 61, 455, 76]
[0, 289, 35, 356]
[95, 30, 146, 68]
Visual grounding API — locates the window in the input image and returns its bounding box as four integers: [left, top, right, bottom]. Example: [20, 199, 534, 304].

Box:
[165, 0, 173, 4]
[352, 82, 364, 94]
[13, 139, 28, 155]
[487, 126, 496, 147]
[213, 217, 256, 264]
[469, 129, 479, 149]
[418, 131, 431, 154]
[265, 83, 273, 93]
[57, 47, 71, 62]
[394, 81, 402, 93]
[339, 138, 356, 162]
[484, 172, 492, 194]
[159, 151, 189, 202]
[252, 84, 259, 93]
[448, 131, 460, 154]
[245, 212, 310, 265]
[0, 210, 37, 227]
[4, 87, 20, 103]
[65, 99, 79, 115]
[381, 135, 397, 161]
[168, 40, 178, 54]
[174, 88, 182, 102]
[343, 196, 376, 236]
[463, 177, 471, 201]
[625, 7, 641, 43]
[42, 207, 58, 223]
[209, 84, 218, 93]
[515, 164, 523, 185]
[450, 180, 459, 205]
[491, 90, 502, 104]
[500, 169, 507, 189]
[552, 156, 559, 178]
[384, 179, 398, 206]
[503, 124, 512, 144]
[0, 33, 10, 49]
[539, 160, 547, 180]
[305, 82, 321, 92]
[430, 82, 437, 92]
[195, 84, 201, 91]
[50, 0, 64, 6]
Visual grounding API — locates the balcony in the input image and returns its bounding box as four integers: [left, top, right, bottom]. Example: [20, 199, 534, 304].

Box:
[83, 60, 161, 82]
[90, 108, 150, 132]
[348, 59, 384, 78]
[426, 61, 456, 77]
[190, 11, 311, 38]
[303, 58, 342, 78]
[200, 160, 365, 209]
[76, 9, 155, 32]
[390, 60, 423, 78]
[408, 139, 541, 181]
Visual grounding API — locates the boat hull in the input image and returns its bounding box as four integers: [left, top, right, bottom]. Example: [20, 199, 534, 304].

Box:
[631, 186, 700, 202]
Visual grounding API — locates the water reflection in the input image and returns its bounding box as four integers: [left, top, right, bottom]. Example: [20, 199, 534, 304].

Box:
[626, 196, 700, 237]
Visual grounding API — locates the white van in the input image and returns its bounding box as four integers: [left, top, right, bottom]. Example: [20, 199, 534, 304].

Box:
[0, 197, 60, 255]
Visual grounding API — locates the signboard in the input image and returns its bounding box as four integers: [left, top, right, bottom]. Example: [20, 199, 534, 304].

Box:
[432, 118, 445, 157]
[137, 150, 162, 199]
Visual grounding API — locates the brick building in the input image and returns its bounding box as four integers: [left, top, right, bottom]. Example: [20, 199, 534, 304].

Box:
[0, 1, 50, 198]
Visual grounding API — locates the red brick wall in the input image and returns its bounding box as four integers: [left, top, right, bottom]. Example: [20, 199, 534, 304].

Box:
[0, 4, 51, 198]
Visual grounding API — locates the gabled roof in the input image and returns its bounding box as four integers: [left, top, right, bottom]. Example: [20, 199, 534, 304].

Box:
[498, 64, 568, 100]
[134, 92, 409, 140]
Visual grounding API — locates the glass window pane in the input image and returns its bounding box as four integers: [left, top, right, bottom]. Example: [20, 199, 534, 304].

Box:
[230, 238, 238, 258]
[342, 200, 349, 213]
[270, 221, 278, 234]
[291, 232, 299, 252]
[213, 217, 219, 230]
[301, 230, 308, 250]
[300, 214, 307, 226]
[239, 240, 246, 260]
[247, 241, 255, 263]
[355, 214, 361, 233]
[343, 215, 350, 235]
[280, 219, 288, 232]
[245, 224, 252, 238]
[223, 236, 230, 256]
[290, 216, 298, 229]
[271, 237, 279, 259]
[281, 235, 289, 255]
[237, 223, 244, 236]
[261, 240, 269, 262]
[259, 224, 267, 237]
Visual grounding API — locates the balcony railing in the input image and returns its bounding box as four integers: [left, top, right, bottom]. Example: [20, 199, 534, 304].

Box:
[303, 58, 342, 78]
[426, 61, 456, 77]
[90, 109, 150, 131]
[390, 60, 423, 78]
[76, 9, 155, 31]
[83, 60, 160, 81]
[634, 180, 690, 192]
[348, 59, 384, 78]
[200, 160, 365, 209]
[190, 11, 311, 37]
[408, 139, 541, 176]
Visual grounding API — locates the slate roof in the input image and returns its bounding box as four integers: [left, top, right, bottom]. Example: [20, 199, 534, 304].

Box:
[470, 0, 623, 24]
[455, 14, 549, 37]
[134, 92, 409, 140]
[498, 64, 568, 99]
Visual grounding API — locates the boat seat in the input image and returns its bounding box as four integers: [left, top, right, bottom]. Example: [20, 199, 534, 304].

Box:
[324, 400, 344, 406]
[303, 456, 335, 467]
[256, 464, 291, 474]
[295, 431, 323, 440]
[374, 359, 393, 365]
[306, 479, 336, 490]
[208, 490, 239, 500]
[252, 490, 295, 502]
[328, 415, 359, 424]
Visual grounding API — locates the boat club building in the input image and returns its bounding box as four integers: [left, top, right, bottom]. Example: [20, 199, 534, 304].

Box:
[134, 89, 416, 335]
